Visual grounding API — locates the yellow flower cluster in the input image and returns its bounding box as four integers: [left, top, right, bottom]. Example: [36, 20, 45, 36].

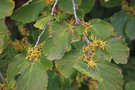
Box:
[19, 26, 30, 37]
[82, 35, 107, 67]
[44, 0, 54, 5]
[89, 35, 107, 50]
[67, 19, 75, 33]
[82, 21, 91, 35]
[53, 8, 62, 15]
[66, 19, 91, 34]
[11, 38, 29, 52]
[89, 39, 106, 50]
[26, 42, 44, 62]
[122, 0, 135, 15]
[88, 80, 98, 89]
[80, 75, 98, 89]
[82, 47, 96, 67]
[0, 84, 6, 90]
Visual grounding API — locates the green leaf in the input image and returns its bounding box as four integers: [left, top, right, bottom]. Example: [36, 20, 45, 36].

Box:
[97, 61, 123, 90]
[122, 57, 135, 81]
[125, 81, 135, 90]
[125, 16, 135, 40]
[0, 20, 9, 54]
[74, 60, 123, 90]
[7, 54, 26, 89]
[47, 71, 63, 90]
[72, 40, 84, 48]
[0, 48, 17, 74]
[47, 71, 76, 90]
[100, 0, 122, 8]
[110, 10, 131, 37]
[16, 62, 48, 90]
[73, 61, 103, 82]
[0, 0, 15, 18]
[7, 54, 48, 90]
[11, 0, 44, 23]
[34, 16, 53, 29]
[89, 19, 115, 40]
[76, 9, 85, 19]
[56, 50, 82, 78]
[43, 22, 72, 60]
[79, 0, 95, 13]
[40, 55, 53, 71]
[64, 78, 77, 90]
[106, 37, 129, 64]
[94, 49, 112, 62]
[58, 0, 82, 14]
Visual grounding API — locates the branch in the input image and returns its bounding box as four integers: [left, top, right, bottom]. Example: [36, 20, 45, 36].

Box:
[71, 0, 91, 55]
[34, 20, 51, 47]
[83, 34, 91, 56]
[71, 0, 80, 24]
[51, 0, 58, 15]
[83, 34, 90, 45]
[71, 0, 90, 44]
[0, 72, 4, 84]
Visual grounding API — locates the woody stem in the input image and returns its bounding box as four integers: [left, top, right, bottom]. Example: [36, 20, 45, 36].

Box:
[51, 0, 58, 15]
[71, 0, 80, 24]
[34, 20, 51, 47]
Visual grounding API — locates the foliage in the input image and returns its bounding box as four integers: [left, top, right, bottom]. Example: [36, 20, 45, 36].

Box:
[0, 0, 135, 90]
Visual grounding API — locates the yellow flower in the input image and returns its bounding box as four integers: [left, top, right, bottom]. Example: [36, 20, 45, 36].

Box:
[27, 47, 41, 61]
[21, 38, 29, 46]
[19, 26, 30, 37]
[89, 46, 95, 52]
[82, 35, 107, 68]
[82, 46, 89, 53]
[53, 8, 62, 15]
[83, 22, 90, 34]
[83, 54, 88, 61]
[0, 84, 6, 90]
[67, 19, 75, 33]
[122, 0, 135, 15]
[36, 42, 44, 50]
[11, 38, 29, 52]
[44, 0, 54, 5]
[11, 40, 23, 51]
[89, 42, 96, 47]
[88, 80, 98, 89]
[82, 53, 96, 67]
[122, 0, 129, 11]
[89, 35, 107, 50]
[26, 42, 44, 62]
[98, 41, 107, 50]
[89, 35, 95, 40]
[88, 60, 96, 67]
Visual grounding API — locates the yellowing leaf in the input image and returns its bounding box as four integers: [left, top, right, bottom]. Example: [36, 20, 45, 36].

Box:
[0, 0, 15, 18]
[43, 21, 72, 60]
[34, 16, 53, 29]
